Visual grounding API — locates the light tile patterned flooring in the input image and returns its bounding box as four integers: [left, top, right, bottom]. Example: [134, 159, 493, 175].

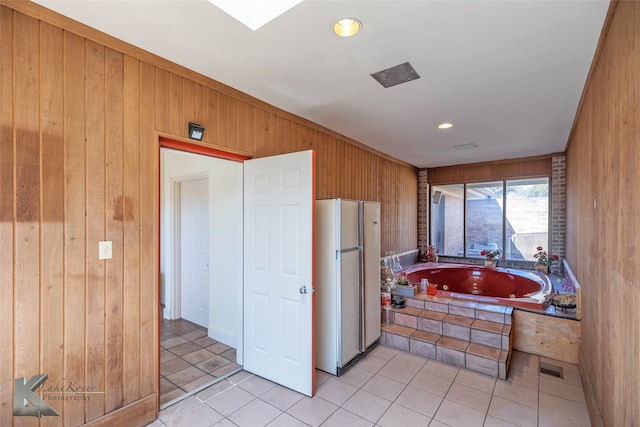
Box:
[150, 344, 591, 426]
[161, 318, 240, 406]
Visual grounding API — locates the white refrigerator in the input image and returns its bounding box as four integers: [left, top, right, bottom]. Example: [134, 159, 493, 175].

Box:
[315, 199, 381, 375]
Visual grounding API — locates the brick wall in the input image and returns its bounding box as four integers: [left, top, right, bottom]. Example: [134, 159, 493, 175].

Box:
[551, 155, 566, 273]
[442, 195, 464, 255]
[418, 169, 429, 250]
[466, 199, 507, 252]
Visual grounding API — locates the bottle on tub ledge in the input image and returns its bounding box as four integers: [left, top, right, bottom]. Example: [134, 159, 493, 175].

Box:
[380, 259, 394, 283]
[381, 283, 392, 324]
[392, 255, 402, 273]
[420, 277, 438, 295]
[420, 278, 428, 293]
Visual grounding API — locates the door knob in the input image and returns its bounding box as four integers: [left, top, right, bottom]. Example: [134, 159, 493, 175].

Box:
[299, 286, 308, 294]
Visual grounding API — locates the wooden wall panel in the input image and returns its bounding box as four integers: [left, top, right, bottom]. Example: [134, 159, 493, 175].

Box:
[168, 73, 183, 137]
[138, 61, 158, 400]
[0, 6, 13, 424]
[182, 78, 196, 136]
[104, 47, 125, 414]
[84, 39, 107, 422]
[0, 2, 418, 425]
[427, 154, 553, 185]
[565, 2, 640, 425]
[236, 99, 247, 153]
[194, 83, 207, 139]
[155, 68, 170, 133]
[63, 30, 87, 426]
[40, 21, 65, 427]
[123, 54, 141, 406]
[227, 97, 238, 150]
[13, 13, 40, 401]
[217, 93, 230, 149]
[244, 102, 256, 154]
[206, 88, 219, 147]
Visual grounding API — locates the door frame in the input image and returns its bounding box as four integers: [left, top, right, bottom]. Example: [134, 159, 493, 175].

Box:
[159, 134, 251, 317]
[157, 134, 251, 409]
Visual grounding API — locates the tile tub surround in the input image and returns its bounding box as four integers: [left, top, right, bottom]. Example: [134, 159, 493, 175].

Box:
[148, 346, 590, 426]
[382, 294, 514, 379]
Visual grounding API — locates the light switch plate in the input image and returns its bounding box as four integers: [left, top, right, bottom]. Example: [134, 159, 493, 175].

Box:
[99, 241, 112, 260]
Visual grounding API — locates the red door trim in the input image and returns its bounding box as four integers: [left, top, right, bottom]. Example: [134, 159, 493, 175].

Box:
[159, 137, 251, 162]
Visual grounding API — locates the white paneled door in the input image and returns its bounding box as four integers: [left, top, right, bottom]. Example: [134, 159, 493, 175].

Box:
[180, 177, 210, 328]
[243, 150, 315, 396]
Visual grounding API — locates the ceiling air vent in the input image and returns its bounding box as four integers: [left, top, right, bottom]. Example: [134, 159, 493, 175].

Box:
[371, 62, 420, 88]
[454, 143, 478, 151]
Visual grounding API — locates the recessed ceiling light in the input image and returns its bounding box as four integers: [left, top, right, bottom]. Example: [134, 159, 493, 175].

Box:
[333, 18, 362, 37]
[438, 123, 453, 129]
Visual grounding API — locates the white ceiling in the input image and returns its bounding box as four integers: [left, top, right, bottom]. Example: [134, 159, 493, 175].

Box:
[33, 0, 610, 168]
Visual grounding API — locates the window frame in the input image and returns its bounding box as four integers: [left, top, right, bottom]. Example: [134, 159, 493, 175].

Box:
[429, 177, 551, 261]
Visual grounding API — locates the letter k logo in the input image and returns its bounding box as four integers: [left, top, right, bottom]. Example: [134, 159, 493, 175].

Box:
[13, 374, 60, 417]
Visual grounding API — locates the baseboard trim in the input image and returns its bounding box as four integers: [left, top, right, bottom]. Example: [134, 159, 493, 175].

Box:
[579, 348, 604, 427]
[84, 394, 157, 427]
[208, 327, 237, 350]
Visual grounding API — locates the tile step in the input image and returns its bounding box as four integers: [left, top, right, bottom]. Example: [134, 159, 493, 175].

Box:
[389, 308, 510, 349]
[381, 325, 511, 379]
[392, 306, 509, 323]
[382, 294, 514, 378]
[401, 294, 513, 325]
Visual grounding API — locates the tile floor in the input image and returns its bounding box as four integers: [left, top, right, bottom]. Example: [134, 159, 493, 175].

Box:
[149, 345, 591, 426]
[161, 318, 240, 406]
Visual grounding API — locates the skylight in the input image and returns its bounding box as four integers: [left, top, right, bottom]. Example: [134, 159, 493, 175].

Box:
[208, 0, 304, 31]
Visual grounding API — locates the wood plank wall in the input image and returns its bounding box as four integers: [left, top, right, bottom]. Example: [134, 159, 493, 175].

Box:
[0, 2, 417, 425]
[427, 154, 553, 185]
[565, 1, 640, 425]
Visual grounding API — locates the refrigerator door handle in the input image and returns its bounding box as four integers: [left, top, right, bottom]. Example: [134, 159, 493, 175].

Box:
[337, 247, 361, 253]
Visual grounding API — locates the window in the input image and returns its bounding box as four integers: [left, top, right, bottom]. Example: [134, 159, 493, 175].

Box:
[430, 178, 549, 260]
[431, 184, 464, 256]
[466, 181, 503, 257]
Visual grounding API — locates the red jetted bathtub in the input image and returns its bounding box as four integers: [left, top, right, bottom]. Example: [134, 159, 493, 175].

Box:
[400, 263, 552, 310]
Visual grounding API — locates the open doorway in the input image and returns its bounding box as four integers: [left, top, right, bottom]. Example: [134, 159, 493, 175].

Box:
[159, 139, 316, 406]
[159, 140, 246, 408]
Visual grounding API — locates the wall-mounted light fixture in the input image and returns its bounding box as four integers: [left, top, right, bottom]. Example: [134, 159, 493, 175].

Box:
[188, 122, 205, 141]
